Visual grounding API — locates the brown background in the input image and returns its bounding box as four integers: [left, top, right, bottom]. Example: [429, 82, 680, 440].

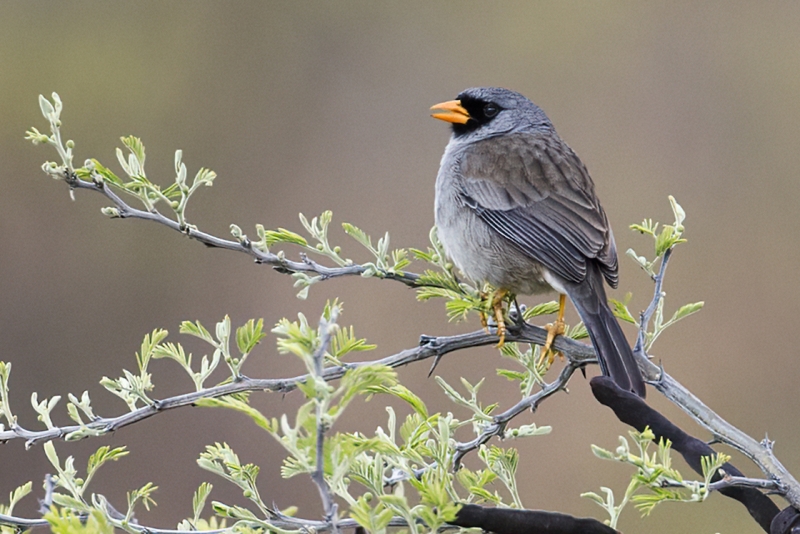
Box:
[2, 2, 799, 533]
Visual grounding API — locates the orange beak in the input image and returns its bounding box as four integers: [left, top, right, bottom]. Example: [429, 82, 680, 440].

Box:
[430, 99, 471, 124]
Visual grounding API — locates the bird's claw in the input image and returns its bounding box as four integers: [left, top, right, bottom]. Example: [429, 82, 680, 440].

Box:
[491, 288, 509, 348]
[538, 318, 566, 366]
[537, 294, 567, 368]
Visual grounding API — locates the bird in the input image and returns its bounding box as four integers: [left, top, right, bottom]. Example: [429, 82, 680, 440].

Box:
[429, 87, 645, 398]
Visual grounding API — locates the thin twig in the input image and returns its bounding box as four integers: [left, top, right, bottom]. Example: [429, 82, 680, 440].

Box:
[631, 245, 800, 508]
[0, 511, 417, 533]
[66, 173, 420, 287]
[452, 359, 581, 468]
[310, 308, 340, 533]
[0, 325, 589, 446]
[707, 475, 779, 493]
[633, 247, 672, 357]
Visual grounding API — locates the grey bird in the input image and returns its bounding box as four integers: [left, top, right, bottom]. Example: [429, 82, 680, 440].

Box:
[430, 87, 645, 398]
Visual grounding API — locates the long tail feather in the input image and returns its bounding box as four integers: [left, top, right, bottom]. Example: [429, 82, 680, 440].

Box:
[565, 266, 646, 398]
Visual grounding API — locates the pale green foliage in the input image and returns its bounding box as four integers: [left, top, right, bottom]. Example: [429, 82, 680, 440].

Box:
[99, 329, 165, 413]
[153, 316, 268, 384]
[629, 195, 687, 263]
[612, 196, 704, 351]
[35, 441, 158, 533]
[11, 95, 720, 534]
[583, 427, 731, 528]
[194, 302, 545, 533]
[495, 318, 585, 396]
[27, 95, 216, 228]
[265, 212, 413, 299]
[342, 221, 411, 275]
[0, 362, 15, 427]
[45, 508, 114, 534]
[0, 482, 32, 526]
[414, 227, 484, 321]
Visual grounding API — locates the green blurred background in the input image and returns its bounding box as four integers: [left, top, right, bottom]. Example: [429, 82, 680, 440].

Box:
[2, 2, 799, 532]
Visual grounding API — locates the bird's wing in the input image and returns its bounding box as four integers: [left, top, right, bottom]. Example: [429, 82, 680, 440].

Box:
[457, 132, 618, 286]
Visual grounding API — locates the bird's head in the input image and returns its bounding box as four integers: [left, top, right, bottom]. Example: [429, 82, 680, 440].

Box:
[430, 87, 553, 142]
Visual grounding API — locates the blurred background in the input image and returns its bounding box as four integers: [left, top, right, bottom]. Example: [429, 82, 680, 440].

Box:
[2, 2, 799, 532]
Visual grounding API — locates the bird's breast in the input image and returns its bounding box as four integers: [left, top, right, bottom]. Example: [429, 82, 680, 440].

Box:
[434, 152, 553, 296]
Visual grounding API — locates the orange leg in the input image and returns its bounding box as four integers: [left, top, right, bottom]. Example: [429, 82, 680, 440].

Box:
[538, 294, 567, 366]
[491, 288, 509, 347]
[478, 291, 491, 334]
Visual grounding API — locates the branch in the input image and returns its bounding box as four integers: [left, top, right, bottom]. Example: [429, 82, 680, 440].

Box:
[452, 355, 582, 468]
[0, 323, 593, 447]
[708, 475, 780, 493]
[0, 510, 413, 533]
[310, 308, 340, 533]
[592, 375, 780, 532]
[633, 247, 672, 356]
[62, 171, 421, 287]
[628, 245, 800, 510]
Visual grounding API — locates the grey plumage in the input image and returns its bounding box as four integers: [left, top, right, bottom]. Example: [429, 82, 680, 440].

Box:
[432, 87, 645, 397]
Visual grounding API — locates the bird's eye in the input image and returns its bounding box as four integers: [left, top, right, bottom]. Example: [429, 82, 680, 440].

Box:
[483, 104, 499, 118]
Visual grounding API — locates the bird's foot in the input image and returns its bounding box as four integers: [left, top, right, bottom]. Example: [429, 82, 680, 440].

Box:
[490, 288, 509, 348]
[537, 294, 567, 367]
[538, 318, 566, 366]
[478, 291, 492, 335]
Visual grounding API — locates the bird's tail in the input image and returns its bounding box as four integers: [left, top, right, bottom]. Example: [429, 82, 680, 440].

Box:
[566, 266, 646, 398]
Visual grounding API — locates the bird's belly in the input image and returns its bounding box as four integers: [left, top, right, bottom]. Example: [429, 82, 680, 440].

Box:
[435, 203, 553, 296]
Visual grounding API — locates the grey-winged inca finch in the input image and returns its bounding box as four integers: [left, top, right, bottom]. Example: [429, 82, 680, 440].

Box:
[430, 87, 645, 397]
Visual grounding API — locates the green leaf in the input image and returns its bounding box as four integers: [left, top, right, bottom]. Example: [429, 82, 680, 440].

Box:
[45, 508, 113, 534]
[590, 444, 616, 460]
[196, 396, 276, 433]
[236, 318, 267, 354]
[496, 368, 526, 381]
[121, 135, 146, 168]
[609, 298, 637, 325]
[193, 167, 217, 188]
[580, 491, 607, 506]
[669, 195, 686, 228]
[630, 218, 657, 237]
[264, 228, 309, 248]
[567, 322, 588, 340]
[180, 320, 215, 345]
[522, 300, 559, 319]
[342, 222, 374, 250]
[137, 329, 169, 372]
[469, 487, 503, 504]
[39, 94, 55, 118]
[444, 297, 482, 322]
[669, 301, 704, 324]
[87, 446, 129, 480]
[50, 494, 91, 513]
[192, 482, 213, 524]
[376, 384, 428, 418]
[127, 482, 158, 512]
[415, 269, 462, 293]
[43, 441, 61, 470]
[89, 159, 124, 186]
[1, 482, 32, 516]
[415, 286, 462, 302]
[331, 325, 376, 359]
